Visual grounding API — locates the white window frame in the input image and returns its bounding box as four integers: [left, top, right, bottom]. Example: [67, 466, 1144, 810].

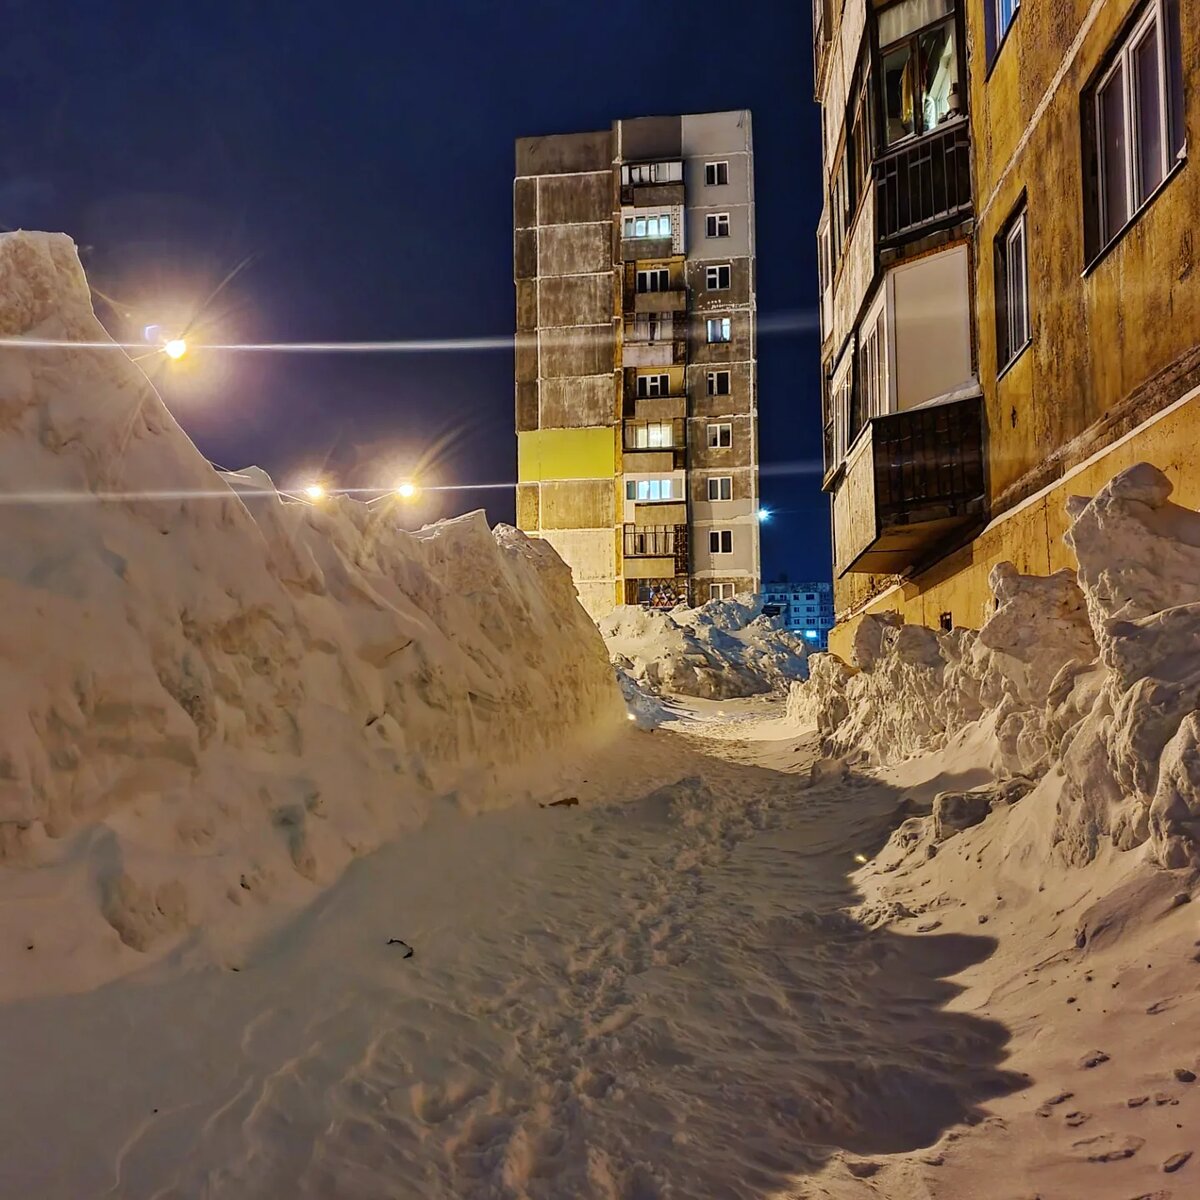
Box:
[706, 369, 731, 396]
[830, 348, 854, 465]
[708, 475, 733, 501]
[636, 372, 671, 398]
[709, 529, 733, 555]
[705, 212, 731, 238]
[623, 161, 683, 185]
[626, 477, 676, 501]
[706, 317, 732, 343]
[999, 207, 1030, 370]
[705, 264, 732, 290]
[1093, 0, 1176, 252]
[634, 421, 674, 449]
[857, 292, 889, 422]
[636, 267, 671, 293]
[704, 161, 730, 186]
[623, 213, 673, 240]
[707, 422, 732, 449]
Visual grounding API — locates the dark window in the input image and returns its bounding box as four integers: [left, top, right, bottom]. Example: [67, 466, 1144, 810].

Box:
[705, 264, 732, 290]
[636, 373, 670, 398]
[704, 161, 730, 186]
[706, 370, 731, 396]
[705, 213, 731, 238]
[636, 268, 670, 293]
[1083, 0, 1185, 262]
[709, 530, 733, 554]
[708, 476, 733, 501]
[707, 423, 732, 448]
[985, 0, 1020, 65]
[994, 201, 1030, 371]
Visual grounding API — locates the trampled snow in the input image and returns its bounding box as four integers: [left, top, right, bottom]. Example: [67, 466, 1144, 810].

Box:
[601, 597, 809, 699]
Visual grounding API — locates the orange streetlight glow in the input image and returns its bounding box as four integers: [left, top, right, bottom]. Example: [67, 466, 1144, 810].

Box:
[304, 484, 326, 501]
[163, 338, 188, 360]
[395, 481, 417, 499]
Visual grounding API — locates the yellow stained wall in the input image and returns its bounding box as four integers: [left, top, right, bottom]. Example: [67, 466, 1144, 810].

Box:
[831, 0, 1199, 651]
[517, 426, 616, 482]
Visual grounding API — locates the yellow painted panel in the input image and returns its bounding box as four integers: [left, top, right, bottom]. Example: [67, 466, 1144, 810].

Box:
[518, 427, 615, 483]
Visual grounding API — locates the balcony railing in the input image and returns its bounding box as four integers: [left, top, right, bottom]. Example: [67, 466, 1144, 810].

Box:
[874, 119, 971, 245]
[832, 395, 985, 576]
[623, 418, 685, 451]
[623, 521, 686, 556]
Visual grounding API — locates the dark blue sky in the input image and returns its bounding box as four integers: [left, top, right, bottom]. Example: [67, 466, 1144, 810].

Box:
[4, 0, 828, 580]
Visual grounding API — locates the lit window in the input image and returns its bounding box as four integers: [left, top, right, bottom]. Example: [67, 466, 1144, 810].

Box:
[627, 477, 676, 501]
[709, 529, 733, 554]
[995, 202, 1030, 371]
[880, 16, 960, 147]
[706, 317, 732, 343]
[706, 369, 731, 396]
[636, 268, 671, 293]
[636, 373, 670, 398]
[707, 423, 732, 448]
[1085, 0, 1185, 260]
[623, 161, 683, 185]
[993, 0, 1019, 56]
[705, 213, 731, 238]
[708, 476, 733, 501]
[623, 213, 673, 239]
[704, 161, 730, 186]
[705, 264, 732, 290]
[633, 422, 674, 448]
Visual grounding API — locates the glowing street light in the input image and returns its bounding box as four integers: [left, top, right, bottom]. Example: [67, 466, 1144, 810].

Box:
[395, 481, 417, 499]
[163, 338, 188, 360]
[304, 483, 326, 501]
[757, 507, 771, 522]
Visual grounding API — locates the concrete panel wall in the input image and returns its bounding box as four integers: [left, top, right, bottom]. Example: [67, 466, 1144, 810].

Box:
[691, 520, 756, 574]
[681, 110, 752, 157]
[539, 325, 614, 378]
[686, 259, 752, 311]
[518, 426, 615, 481]
[539, 479, 615, 530]
[516, 130, 611, 177]
[619, 115, 682, 161]
[537, 223, 610, 277]
[685, 207, 752, 260]
[689, 312, 753, 365]
[536, 528, 615, 580]
[538, 172, 610, 225]
[540, 375, 613, 428]
[516, 483, 539, 530]
[538, 274, 612, 327]
[687, 362, 753, 418]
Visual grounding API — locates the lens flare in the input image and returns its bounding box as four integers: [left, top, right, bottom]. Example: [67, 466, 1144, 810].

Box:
[304, 484, 326, 501]
[163, 338, 188, 360]
[395, 481, 417, 499]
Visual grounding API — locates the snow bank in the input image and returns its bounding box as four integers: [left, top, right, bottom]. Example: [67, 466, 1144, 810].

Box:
[0, 231, 624, 996]
[601, 597, 808, 699]
[792, 463, 1200, 868]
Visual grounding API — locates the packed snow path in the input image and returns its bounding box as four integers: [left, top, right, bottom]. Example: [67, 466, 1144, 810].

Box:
[0, 703, 1018, 1199]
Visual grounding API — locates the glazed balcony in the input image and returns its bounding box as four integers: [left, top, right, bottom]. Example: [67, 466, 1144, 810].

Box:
[832, 395, 985, 576]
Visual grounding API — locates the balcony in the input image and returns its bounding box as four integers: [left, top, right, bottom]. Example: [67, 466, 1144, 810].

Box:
[623, 418, 685, 452]
[633, 289, 687, 315]
[621, 182, 685, 208]
[622, 523, 689, 579]
[832, 395, 985, 576]
[874, 120, 972, 246]
[621, 236, 674, 263]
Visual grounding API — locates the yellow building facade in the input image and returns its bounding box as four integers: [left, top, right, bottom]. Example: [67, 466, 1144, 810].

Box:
[819, 0, 1197, 658]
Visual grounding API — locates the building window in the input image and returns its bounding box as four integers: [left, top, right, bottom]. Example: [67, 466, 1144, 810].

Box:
[706, 369, 731, 396]
[623, 213, 672, 239]
[636, 373, 670, 398]
[706, 317, 732, 343]
[1084, 0, 1185, 261]
[708, 476, 733, 501]
[880, 13, 961, 147]
[989, 0, 1020, 61]
[710, 582, 735, 600]
[857, 306, 887, 423]
[631, 313, 669, 343]
[995, 202, 1030, 371]
[634, 422, 674, 448]
[623, 161, 683, 185]
[705, 161, 730, 186]
[705, 264, 732, 290]
[626, 477, 677, 501]
[707, 422, 732, 448]
[705, 213, 731, 238]
[709, 529, 733, 554]
[636, 268, 670, 293]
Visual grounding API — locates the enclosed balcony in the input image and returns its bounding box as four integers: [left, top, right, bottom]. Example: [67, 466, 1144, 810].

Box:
[832, 395, 985, 576]
[622, 523, 689, 580]
[874, 119, 971, 245]
[619, 160, 685, 207]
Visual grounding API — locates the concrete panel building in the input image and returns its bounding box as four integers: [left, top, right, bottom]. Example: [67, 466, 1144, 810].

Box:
[515, 111, 760, 621]
[812, 0, 1197, 656]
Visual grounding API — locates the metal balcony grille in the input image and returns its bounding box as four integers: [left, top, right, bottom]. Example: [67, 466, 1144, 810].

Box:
[874, 120, 972, 244]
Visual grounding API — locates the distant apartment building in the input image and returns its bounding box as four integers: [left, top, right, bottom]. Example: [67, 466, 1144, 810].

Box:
[813, 0, 1196, 655]
[760, 579, 835, 649]
[514, 111, 761, 621]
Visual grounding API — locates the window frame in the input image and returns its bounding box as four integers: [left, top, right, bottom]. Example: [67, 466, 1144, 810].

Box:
[705, 212, 731, 238]
[878, 12, 964, 149]
[706, 316, 732, 344]
[626, 476, 676, 502]
[994, 200, 1031, 375]
[636, 267, 671, 293]
[704, 161, 730, 186]
[1083, 0, 1186, 267]
[708, 529, 734, 555]
[622, 212, 673, 240]
[636, 372, 671, 398]
[706, 369, 732, 396]
[707, 475, 733, 501]
[710, 582, 734, 601]
[707, 422, 733, 449]
[705, 263, 732, 290]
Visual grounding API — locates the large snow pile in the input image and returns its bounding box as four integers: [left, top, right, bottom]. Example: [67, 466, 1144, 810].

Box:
[601, 596, 808, 699]
[0, 231, 624, 997]
[790, 463, 1200, 868]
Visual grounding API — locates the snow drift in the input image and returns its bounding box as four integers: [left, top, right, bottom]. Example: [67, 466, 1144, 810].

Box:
[790, 463, 1200, 869]
[0, 231, 624, 997]
[601, 597, 808, 699]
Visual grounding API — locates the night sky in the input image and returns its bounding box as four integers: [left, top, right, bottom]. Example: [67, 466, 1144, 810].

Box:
[4, 0, 828, 581]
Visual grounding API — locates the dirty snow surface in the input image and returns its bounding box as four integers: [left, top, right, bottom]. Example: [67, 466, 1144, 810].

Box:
[602, 598, 809, 699]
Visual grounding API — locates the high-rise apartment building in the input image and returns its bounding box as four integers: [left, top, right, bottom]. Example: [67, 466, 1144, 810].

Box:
[814, 0, 1195, 655]
[760, 579, 836, 649]
[514, 111, 760, 622]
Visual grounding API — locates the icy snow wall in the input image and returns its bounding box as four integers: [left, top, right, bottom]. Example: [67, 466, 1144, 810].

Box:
[601, 597, 809, 699]
[0, 232, 624, 995]
[790, 463, 1200, 869]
